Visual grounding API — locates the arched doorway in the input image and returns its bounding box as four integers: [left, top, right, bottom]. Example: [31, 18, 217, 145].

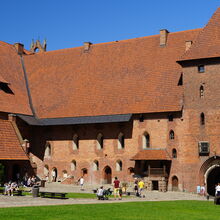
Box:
[51, 168, 57, 182]
[172, 176, 179, 191]
[81, 168, 88, 177]
[103, 166, 112, 184]
[200, 157, 220, 196]
[206, 165, 220, 196]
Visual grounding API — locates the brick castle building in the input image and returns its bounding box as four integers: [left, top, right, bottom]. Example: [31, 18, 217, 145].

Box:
[0, 8, 220, 195]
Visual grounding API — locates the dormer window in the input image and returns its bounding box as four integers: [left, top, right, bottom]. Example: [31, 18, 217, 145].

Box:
[198, 65, 205, 73]
[0, 82, 14, 94]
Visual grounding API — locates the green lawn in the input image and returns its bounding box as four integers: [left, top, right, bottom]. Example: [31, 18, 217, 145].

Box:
[0, 201, 220, 220]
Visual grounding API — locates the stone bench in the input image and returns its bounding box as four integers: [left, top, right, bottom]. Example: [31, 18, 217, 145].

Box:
[40, 191, 67, 199]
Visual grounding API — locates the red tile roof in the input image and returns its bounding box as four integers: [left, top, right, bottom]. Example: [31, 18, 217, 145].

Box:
[180, 8, 220, 61]
[23, 29, 200, 118]
[0, 41, 32, 115]
[131, 149, 171, 160]
[0, 74, 8, 84]
[0, 119, 29, 160]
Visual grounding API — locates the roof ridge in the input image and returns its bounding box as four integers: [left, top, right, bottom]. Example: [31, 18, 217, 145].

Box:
[26, 28, 201, 56]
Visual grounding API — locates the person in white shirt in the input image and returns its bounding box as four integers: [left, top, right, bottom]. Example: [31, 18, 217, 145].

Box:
[215, 183, 220, 196]
[97, 186, 104, 200]
[79, 176, 84, 190]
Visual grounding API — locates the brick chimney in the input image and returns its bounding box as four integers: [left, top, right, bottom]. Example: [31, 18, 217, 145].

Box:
[84, 42, 92, 52]
[14, 43, 24, 55]
[160, 29, 169, 46]
[185, 41, 192, 51]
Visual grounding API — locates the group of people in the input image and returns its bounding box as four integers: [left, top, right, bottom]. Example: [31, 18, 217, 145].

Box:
[96, 177, 123, 200]
[3, 174, 37, 196]
[23, 175, 37, 187]
[134, 178, 145, 197]
[4, 181, 19, 196]
[96, 177, 145, 200]
[196, 185, 206, 196]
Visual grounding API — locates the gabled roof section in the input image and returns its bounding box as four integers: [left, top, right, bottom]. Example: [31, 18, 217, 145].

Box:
[23, 29, 200, 118]
[131, 149, 171, 161]
[0, 41, 32, 115]
[0, 119, 28, 160]
[179, 8, 220, 61]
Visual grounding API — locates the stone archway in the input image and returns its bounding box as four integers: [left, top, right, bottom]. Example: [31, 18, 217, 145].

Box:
[103, 166, 112, 184]
[205, 165, 220, 196]
[200, 157, 220, 196]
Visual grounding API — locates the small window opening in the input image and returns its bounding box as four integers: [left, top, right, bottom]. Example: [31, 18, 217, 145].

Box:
[44, 142, 51, 158]
[97, 133, 103, 149]
[118, 133, 125, 149]
[198, 65, 205, 73]
[139, 114, 144, 122]
[169, 130, 175, 140]
[142, 132, 150, 149]
[72, 134, 79, 150]
[93, 160, 99, 171]
[172, 148, 177, 158]
[200, 113, 205, 125]
[71, 160, 76, 171]
[168, 114, 173, 121]
[200, 85, 204, 98]
[178, 74, 183, 86]
[116, 160, 122, 171]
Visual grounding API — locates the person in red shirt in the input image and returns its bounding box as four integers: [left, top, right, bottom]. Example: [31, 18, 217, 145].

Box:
[113, 177, 121, 200]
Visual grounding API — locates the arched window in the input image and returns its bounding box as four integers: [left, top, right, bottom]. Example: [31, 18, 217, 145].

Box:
[200, 85, 204, 98]
[200, 113, 205, 125]
[71, 160, 76, 171]
[72, 134, 79, 150]
[97, 133, 103, 149]
[93, 160, 99, 171]
[142, 132, 150, 149]
[169, 130, 175, 140]
[62, 170, 68, 178]
[44, 142, 51, 158]
[118, 133, 125, 149]
[44, 165, 49, 177]
[116, 160, 122, 171]
[172, 148, 177, 158]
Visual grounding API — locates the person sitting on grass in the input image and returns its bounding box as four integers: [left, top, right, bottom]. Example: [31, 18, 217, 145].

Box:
[97, 186, 104, 200]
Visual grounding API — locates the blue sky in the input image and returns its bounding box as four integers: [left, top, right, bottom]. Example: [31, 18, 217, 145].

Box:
[0, 0, 219, 51]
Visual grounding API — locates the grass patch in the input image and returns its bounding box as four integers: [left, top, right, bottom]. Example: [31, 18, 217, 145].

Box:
[0, 201, 220, 220]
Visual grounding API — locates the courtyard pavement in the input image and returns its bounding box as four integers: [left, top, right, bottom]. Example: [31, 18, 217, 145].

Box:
[0, 183, 210, 208]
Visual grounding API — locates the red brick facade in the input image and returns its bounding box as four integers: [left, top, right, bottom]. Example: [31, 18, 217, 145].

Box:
[1, 8, 220, 195]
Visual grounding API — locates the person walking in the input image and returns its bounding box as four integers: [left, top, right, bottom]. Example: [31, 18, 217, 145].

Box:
[113, 177, 121, 200]
[215, 183, 220, 196]
[138, 179, 145, 197]
[79, 176, 84, 190]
